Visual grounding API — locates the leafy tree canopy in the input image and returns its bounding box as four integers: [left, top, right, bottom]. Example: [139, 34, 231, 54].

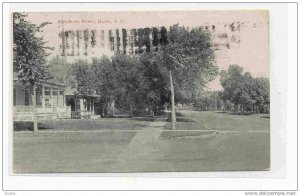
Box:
[144, 24, 219, 103]
[13, 12, 53, 86]
[220, 64, 269, 113]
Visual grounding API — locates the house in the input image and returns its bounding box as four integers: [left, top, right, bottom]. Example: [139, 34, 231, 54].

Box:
[13, 74, 71, 121]
[13, 79, 101, 121]
[65, 86, 100, 119]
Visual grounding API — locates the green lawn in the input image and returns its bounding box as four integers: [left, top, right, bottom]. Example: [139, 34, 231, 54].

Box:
[164, 111, 270, 131]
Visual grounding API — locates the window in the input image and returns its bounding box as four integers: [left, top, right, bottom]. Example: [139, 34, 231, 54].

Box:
[52, 88, 58, 106]
[52, 89, 58, 96]
[36, 87, 42, 106]
[45, 87, 51, 96]
[45, 98, 51, 107]
[58, 90, 65, 107]
[24, 88, 30, 106]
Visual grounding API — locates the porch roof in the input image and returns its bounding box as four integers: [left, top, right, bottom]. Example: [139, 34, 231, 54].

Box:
[65, 86, 100, 98]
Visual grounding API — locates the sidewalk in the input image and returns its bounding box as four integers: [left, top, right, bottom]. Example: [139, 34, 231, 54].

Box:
[112, 120, 168, 171]
[119, 121, 166, 157]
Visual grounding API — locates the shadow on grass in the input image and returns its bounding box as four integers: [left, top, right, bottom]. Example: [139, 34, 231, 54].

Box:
[131, 111, 169, 122]
[131, 116, 157, 122]
[214, 111, 270, 120]
[160, 131, 214, 139]
[175, 112, 184, 117]
[14, 121, 54, 131]
[216, 111, 227, 114]
[222, 112, 264, 116]
[165, 111, 196, 122]
[224, 112, 270, 118]
[166, 117, 196, 122]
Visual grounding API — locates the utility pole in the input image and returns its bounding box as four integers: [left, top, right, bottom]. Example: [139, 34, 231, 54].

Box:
[169, 69, 176, 130]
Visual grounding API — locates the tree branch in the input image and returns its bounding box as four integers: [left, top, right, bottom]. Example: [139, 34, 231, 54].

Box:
[168, 54, 185, 68]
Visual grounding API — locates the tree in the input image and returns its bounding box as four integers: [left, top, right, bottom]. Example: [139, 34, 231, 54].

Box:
[90, 56, 117, 117]
[48, 55, 72, 84]
[254, 77, 270, 113]
[13, 12, 53, 132]
[220, 64, 244, 111]
[111, 54, 145, 117]
[68, 59, 93, 96]
[148, 25, 218, 129]
[139, 52, 170, 116]
[224, 100, 234, 111]
[220, 64, 270, 114]
[193, 91, 223, 111]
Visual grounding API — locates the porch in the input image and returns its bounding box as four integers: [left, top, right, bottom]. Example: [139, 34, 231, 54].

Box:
[66, 95, 99, 119]
[13, 106, 71, 121]
[13, 81, 71, 121]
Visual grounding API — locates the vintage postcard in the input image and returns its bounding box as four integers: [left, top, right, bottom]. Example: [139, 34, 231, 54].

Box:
[12, 10, 269, 173]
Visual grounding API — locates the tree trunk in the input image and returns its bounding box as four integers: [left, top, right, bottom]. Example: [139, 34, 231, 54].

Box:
[32, 87, 38, 132]
[107, 100, 110, 117]
[130, 103, 133, 118]
[169, 70, 176, 130]
[102, 103, 105, 118]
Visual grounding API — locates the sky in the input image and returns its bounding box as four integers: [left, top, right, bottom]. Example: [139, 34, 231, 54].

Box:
[25, 11, 269, 91]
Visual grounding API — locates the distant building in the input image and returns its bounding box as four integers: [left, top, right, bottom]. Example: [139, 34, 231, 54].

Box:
[56, 23, 244, 61]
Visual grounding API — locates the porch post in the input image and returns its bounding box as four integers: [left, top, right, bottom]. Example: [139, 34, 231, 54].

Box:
[92, 99, 95, 115]
[63, 90, 65, 108]
[80, 98, 84, 119]
[42, 85, 45, 108]
[50, 87, 53, 109]
[89, 99, 92, 115]
[85, 99, 87, 112]
[57, 88, 60, 106]
[32, 87, 38, 132]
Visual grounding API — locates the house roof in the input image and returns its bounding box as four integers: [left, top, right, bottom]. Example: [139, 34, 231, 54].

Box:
[65, 86, 75, 96]
[13, 72, 66, 87]
[49, 62, 73, 84]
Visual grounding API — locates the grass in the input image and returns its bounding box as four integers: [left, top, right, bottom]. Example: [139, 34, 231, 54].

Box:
[14, 118, 151, 131]
[164, 111, 270, 131]
[153, 132, 270, 171]
[14, 131, 136, 173]
[13, 110, 270, 172]
[160, 130, 214, 139]
[14, 130, 269, 172]
[116, 132, 270, 172]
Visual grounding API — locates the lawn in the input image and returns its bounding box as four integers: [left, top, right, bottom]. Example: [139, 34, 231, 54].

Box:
[14, 131, 137, 173]
[13, 110, 270, 172]
[14, 118, 151, 131]
[13, 127, 270, 173]
[115, 132, 270, 172]
[164, 110, 270, 131]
